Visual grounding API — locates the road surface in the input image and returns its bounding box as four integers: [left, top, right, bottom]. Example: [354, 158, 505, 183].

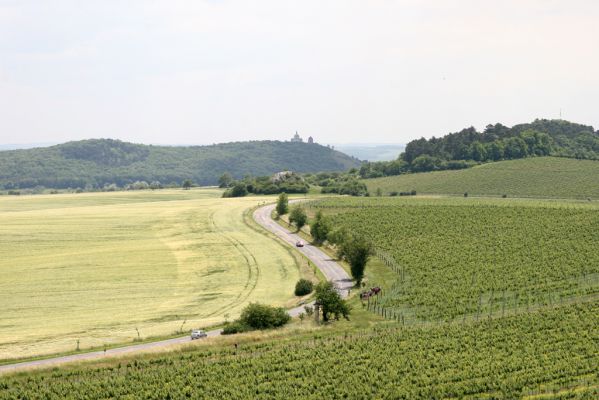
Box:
[0, 200, 351, 374]
[253, 202, 353, 297]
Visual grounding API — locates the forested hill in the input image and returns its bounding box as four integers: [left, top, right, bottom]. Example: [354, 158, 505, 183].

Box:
[0, 139, 361, 189]
[360, 119, 599, 178]
[404, 119, 598, 163]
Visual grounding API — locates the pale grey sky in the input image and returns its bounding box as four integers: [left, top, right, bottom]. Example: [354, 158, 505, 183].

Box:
[0, 0, 598, 145]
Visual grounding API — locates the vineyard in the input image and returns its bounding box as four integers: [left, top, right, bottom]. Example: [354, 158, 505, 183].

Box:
[0, 302, 596, 399]
[311, 197, 599, 322]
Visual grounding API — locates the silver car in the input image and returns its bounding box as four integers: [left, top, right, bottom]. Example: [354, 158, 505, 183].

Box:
[191, 329, 208, 340]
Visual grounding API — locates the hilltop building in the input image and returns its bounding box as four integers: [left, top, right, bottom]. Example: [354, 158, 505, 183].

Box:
[290, 131, 303, 143]
[308, 136, 314, 144]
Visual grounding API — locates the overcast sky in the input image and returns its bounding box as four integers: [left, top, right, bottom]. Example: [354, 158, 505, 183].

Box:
[0, 0, 598, 146]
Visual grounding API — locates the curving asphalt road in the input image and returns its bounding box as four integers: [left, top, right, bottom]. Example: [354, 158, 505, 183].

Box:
[253, 202, 353, 298]
[0, 200, 351, 374]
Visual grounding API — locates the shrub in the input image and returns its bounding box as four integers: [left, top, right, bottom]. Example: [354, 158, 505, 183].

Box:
[294, 279, 314, 296]
[304, 305, 314, 316]
[389, 191, 398, 197]
[239, 303, 290, 330]
[221, 321, 249, 335]
[464, 192, 468, 197]
[222, 182, 248, 198]
[502, 194, 508, 198]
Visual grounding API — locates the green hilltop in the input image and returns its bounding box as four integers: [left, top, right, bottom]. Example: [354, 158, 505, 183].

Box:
[365, 156, 599, 199]
[359, 119, 599, 178]
[0, 139, 360, 190]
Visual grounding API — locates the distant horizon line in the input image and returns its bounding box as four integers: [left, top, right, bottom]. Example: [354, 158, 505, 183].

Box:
[0, 139, 406, 151]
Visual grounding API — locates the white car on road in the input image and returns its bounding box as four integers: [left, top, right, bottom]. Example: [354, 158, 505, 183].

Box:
[191, 329, 208, 340]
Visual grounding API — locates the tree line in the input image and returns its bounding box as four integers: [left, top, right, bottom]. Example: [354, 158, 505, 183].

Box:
[277, 194, 373, 288]
[359, 119, 599, 178]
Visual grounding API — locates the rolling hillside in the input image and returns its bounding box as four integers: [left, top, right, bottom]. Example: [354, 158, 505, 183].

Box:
[0, 139, 361, 189]
[365, 156, 599, 198]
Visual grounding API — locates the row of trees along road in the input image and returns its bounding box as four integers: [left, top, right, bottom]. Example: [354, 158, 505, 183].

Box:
[275, 193, 351, 322]
[275, 193, 373, 287]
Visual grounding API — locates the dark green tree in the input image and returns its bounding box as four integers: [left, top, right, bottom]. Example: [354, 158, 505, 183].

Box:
[276, 193, 289, 216]
[218, 172, 233, 188]
[182, 179, 193, 190]
[343, 236, 373, 287]
[310, 210, 331, 244]
[469, 141, 487, 161]
[315, 281, 350, 322]
[485, 141, 504, 161]
[504, 137, 529, 159]
[327, 227, 350, 259]
[294, 279, 314, 296]
[228, 183, 248, 197]
[289, 206, 307, 231]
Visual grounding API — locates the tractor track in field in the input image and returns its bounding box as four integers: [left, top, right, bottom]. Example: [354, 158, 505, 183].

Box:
[200, 210, 260, 318]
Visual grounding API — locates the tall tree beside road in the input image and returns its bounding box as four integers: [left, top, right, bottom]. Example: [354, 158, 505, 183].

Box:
[289, 206, 307, 231]
[315, 281, 350, 322]
[344, 236, 373, 287]
[276, 193, 289, 216]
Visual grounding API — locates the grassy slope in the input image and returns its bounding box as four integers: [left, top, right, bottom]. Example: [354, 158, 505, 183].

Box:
[365, 157, 599, 198]
[0, 189, 302, 359]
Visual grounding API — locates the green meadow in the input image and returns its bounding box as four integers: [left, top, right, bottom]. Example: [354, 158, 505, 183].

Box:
[365, 157, 599, 199]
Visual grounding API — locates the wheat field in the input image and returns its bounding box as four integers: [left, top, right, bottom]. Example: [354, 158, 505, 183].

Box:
[0, 189, 301, 359]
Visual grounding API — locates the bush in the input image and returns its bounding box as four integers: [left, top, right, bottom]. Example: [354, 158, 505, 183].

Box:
[222, 182, 248, 198]
[221, 321, 249, 335]
[399, 191, 415, 196]
[239, 303, 290, 330]
[464, 192, 468, 197]
[294, 279, 314, 296]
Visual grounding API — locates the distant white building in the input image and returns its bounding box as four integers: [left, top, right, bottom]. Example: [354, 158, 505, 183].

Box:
[290, 131, 303, 143]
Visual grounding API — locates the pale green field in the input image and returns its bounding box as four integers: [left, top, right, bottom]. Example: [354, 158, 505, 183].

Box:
[0, 189, 301, 359]
[366, 157, 599, 199]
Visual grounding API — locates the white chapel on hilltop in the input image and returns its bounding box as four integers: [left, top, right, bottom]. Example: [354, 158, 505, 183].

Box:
[290, 131, 314, 143]
[290, 131, 303, 142]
